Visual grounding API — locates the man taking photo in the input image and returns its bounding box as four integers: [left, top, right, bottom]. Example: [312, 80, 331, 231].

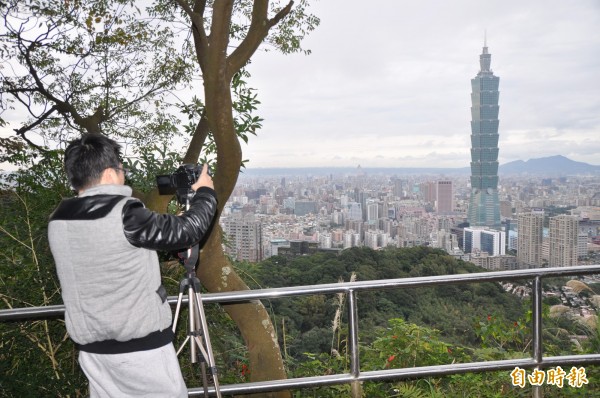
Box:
[48, 133, 217, 397]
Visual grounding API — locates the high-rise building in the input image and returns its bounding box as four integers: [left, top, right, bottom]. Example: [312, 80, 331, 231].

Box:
[480, 229, 506, 256]
[507, 229, 518, 251]
[319, 232, 332, 249]
[392, 178, 404, 198]
[548, 215, 579, 267]
[467, 38, 501, 229]
[366, 199, 379, 222]
[345, 202, 362, 221]
[422, 181, 437, 204]
[294, 200, 317, 216]
[578, 233, 589, 258]
[463, 227, 505, 256]
[436, 180, 453, 214]
[517, 210, 544, 268]
[222, 215, 263, 262]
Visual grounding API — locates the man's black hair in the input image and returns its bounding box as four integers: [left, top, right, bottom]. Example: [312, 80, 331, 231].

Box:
[64, 133, 122, 192]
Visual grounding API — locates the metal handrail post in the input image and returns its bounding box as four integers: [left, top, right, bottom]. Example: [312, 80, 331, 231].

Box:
[347, 289, 361, 397]
[532, 276, 543, 398]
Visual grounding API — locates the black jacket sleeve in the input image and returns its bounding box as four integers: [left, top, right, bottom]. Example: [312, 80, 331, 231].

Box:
[122, 187, 218, 251]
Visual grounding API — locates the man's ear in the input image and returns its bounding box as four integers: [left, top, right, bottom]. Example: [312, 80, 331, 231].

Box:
[98, 167, 119, 185]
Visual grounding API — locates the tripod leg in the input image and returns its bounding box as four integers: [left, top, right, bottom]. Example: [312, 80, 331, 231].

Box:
[174, 275, 222, 397]
[175, 336, 190, 356]
[188, 285, 198, 363]
[201, 361, 209, 397]
[172, 285, 187, 333]
[188, 290, 215, 397]
[191, 291, 221, 397]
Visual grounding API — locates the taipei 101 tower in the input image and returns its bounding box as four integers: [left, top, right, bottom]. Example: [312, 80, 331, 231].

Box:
[468, 37, 501, 229]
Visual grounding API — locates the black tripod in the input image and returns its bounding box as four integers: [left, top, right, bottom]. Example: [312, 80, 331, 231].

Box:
[172, 191, 221, 398]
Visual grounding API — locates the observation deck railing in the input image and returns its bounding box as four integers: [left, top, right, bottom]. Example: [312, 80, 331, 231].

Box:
[2, 265, 600, 397]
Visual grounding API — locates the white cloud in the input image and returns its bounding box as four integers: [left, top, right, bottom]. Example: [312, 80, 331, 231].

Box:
[244, 0, 600, 168]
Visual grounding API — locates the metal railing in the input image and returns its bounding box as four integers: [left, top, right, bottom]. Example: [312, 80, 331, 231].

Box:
[2, 265, 600, 397]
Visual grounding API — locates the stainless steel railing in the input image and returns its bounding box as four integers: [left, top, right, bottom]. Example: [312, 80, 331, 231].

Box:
[2, 265, 600, 397]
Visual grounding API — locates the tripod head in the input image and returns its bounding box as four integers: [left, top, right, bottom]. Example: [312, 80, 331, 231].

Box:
[157, 163, 217, 267]
[175, 188, 217, 276]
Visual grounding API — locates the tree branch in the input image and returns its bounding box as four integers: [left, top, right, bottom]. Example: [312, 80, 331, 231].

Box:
[12, 105, 57, 151]
[182, 110, 210, 164]
[207, 0, 234, 65]
[227, 0, 294, 78]
[19, 39, 100, 133]
[107, 82, 167, 119]
[174, 0, 209, 70]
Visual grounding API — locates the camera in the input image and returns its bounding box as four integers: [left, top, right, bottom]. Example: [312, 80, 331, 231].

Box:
[156, 164, 209, 196]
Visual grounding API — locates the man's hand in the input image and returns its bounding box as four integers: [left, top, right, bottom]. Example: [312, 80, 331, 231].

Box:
[191, 164, 214, 191]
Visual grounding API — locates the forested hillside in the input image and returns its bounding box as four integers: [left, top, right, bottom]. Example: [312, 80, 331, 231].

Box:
[229, 246, 598, 397]
[223, 246, 598, 396]
[237, 246, 524, 354]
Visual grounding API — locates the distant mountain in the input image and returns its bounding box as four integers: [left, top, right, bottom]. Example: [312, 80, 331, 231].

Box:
[243, 155, 600, 177]
[499, 155, 600, 176]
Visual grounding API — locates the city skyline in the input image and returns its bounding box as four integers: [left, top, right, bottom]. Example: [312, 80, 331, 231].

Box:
[222, 166, 600, 266]
[245, 0, 600, 169]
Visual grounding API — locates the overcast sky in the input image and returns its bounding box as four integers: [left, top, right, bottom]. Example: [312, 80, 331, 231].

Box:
[243, 0, 600, 169]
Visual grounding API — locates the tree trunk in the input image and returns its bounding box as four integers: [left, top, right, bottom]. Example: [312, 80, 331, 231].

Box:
[200, 53, 290, 397]
[169, 1, 297, 394]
